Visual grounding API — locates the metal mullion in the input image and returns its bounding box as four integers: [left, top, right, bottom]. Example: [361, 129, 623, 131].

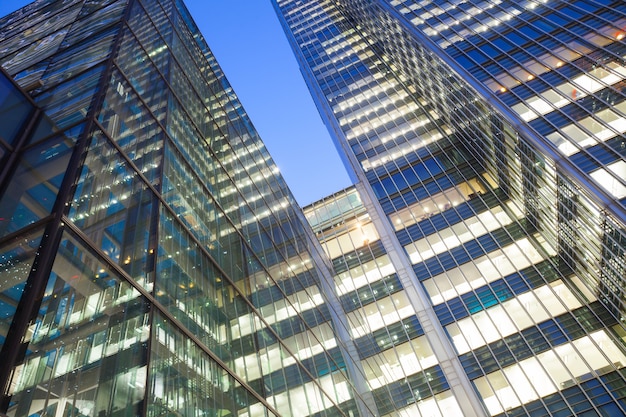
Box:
[0, 109, 41, 195]
[497, 83, 624, 177]
[0, 216, 52, 249]
[0, 65, 44, 187]
[441, 0, 618, 86]
[521, 4, 624, 65]
[14, 118, 88, 154]
[29, 57, 112, 99]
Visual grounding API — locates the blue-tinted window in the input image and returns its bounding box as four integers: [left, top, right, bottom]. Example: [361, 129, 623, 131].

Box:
[0, 73, 32, 145]
[372, 157, 444, 198]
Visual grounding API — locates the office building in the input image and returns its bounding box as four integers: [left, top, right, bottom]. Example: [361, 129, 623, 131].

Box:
[0, 1, 373, 417]
[276, 0, 626, 416]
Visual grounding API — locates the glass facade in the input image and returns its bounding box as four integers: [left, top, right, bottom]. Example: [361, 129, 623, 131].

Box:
[3, 0, 626, 416]
[0, 1, 370, 417]
[304, 187, 469, 416]
[276, 0, 626, 416]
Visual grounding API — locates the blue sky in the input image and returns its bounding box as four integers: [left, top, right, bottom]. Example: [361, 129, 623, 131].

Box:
[0, 1, 352, 207]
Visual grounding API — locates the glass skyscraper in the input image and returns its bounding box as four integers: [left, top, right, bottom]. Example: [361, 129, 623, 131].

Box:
[2, 0, 626, 416]
[275, 0, 626, 416]
[0, 1, 372, 417]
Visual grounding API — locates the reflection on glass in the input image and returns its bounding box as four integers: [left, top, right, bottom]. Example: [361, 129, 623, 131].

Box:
[34, 64, 105, 128]
[0, 128, 79, 238]
[0, 72, 32, 145]
[69, 128, 155, 288]
[7, 231, 149, 417]
[148, 314, 271, 417]
[0, 228, 42, 352]
[97, 68, 165, 186]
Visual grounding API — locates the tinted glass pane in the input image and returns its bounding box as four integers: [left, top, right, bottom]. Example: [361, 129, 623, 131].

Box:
[34, 64, 105, 128]
[155, 208, 241, 356]
[60, 0, 126, 48]
[0, 72, 32, 145]
[1, 27, 70, 75]
[38, 26, 118, 91]
[0, 1, 82, 57]
[0, 128, 78, 238]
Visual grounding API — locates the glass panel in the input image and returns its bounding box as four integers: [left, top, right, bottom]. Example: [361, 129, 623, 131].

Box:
[126, 0, 172, 77]
[26, 112, 72, 147]
[0, 1, 82, 59]
[6, 231, 149, 417]
[125, 57, 170, 122]
[97, 67, 166, 185]
[162, 142, 223, 258]
[0, 71, 32, 145]
[60, 0, 126, 48]
[148, 314, 278, 417]
[155, 208, 239, 360]
[36, 26, 118, 91]
[11, 60, 49, 92]
[590, 161, 626, 199]
[0, 228, 43, 351]
[79, 0, 125, 18]
[34, 64, 105, 128]
[0, 127, 79, 238]
[69, 128, 155, 288]
[1, 27, 71, 75]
